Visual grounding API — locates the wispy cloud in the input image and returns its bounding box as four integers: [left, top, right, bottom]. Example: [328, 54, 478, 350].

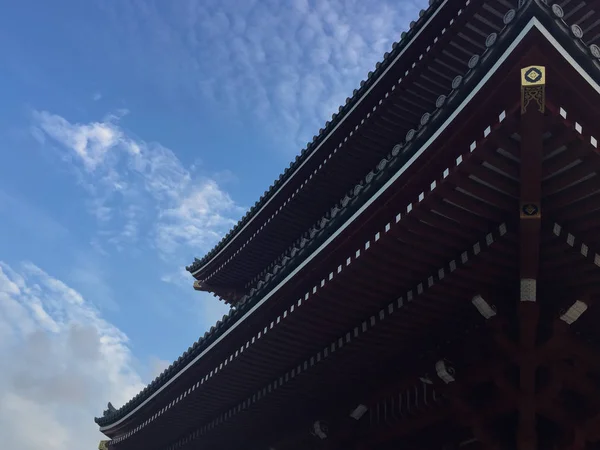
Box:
[32, 0, 425, 256]
[103, 0, 425, 150]
[0, 261, 144, 450]
[35, 111, 122, 172]
[33, 111, 244, 257]
[156, 179, 241, 255]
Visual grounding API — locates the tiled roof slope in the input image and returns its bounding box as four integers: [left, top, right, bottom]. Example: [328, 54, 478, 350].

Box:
[97, 0, 600, 430]
[185, 0, 443, 275]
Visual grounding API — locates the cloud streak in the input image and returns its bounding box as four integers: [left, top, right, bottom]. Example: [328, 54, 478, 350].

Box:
[103, 0, 426, 150]
[35, 111, 122, 172]
[0, 261, 144, 450]
[33, 110, 244, 257]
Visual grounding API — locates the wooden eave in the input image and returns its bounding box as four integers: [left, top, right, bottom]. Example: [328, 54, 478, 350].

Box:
[97, 0, 600, 442]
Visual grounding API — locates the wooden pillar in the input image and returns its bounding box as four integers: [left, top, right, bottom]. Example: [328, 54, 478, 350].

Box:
[518, 65, 546, 450]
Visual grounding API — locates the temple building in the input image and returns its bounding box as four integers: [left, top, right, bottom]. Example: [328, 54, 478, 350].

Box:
[95, 0, 600, 448]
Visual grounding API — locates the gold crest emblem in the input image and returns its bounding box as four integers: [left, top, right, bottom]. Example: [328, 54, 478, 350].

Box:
[521, 66, 546, 86]
[521, 66, 546, 113]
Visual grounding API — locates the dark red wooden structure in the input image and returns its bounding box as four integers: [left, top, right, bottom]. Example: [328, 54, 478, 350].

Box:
[95, 0, 600, 448]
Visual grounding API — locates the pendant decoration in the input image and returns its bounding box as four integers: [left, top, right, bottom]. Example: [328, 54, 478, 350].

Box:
[520, 202, 541, 219]
[521, 65, 546, 114]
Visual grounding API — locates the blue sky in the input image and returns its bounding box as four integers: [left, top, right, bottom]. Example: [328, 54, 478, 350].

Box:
[0, 0, 426, 448]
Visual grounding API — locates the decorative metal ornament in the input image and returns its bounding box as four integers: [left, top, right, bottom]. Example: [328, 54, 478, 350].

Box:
[520, 202, 541, 218]
[520, 278, 537, 302]
[420, 112, 431, 126]
[522, 66, 544, 84]
[591, 44, 600, 59]
[435, 359, 456, 384]
[503, 8, 516, 24]
[560, 300, 589, 325]
[451, 75, 463, 89]
[571, 24, 584, 39]
[472, 294, 497, 319]
[406, 129, 416, 142]
[435, 94, 447, 108]
[392, 144, 403, 156]
[551, 4, 564, 18]
[520, 65, 546, 114]
[485, 32, 498, 48]
[311, 421, 329, 440]
[468, 54, 480, 69]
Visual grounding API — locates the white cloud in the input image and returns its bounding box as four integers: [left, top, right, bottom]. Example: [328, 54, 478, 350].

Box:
[157, 180, 239, 255]
[93, 92, 103, 101]
[34, 111, 122, 172]
[33, 111, 244, 257]
[33, 0, 426, 254]
[0, 261, 144, 450]
[103, 0, 426, 150]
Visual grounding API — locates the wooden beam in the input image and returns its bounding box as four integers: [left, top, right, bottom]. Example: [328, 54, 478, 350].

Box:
[517, 65, 546, 450]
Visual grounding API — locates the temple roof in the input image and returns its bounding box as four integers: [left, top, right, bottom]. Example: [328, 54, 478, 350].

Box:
[185, 0, 442, 277]
[97, 0, 600, 432]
